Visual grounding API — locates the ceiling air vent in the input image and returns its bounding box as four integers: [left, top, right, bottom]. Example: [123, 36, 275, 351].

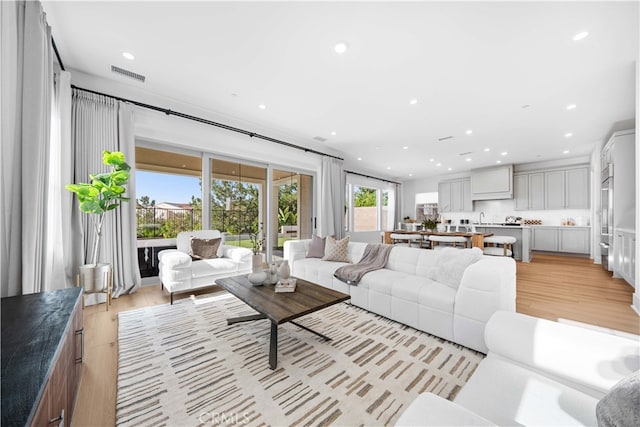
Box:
[111, 65, 146, 82]
[459, 151, 473, 156]
[313, 136, 328, 142]
[437, 136, 454, 142]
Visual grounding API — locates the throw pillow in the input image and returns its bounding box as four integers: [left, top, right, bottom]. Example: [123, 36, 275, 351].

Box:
[429, 247, 483, 289]
[322, 236, 350, 263]
[190, 237, 222, 260]
[596, 370, 640, 427]
[306, 235, 327, 258]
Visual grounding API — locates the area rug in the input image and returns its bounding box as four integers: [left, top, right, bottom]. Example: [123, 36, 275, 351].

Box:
[116, 291, 483, 426]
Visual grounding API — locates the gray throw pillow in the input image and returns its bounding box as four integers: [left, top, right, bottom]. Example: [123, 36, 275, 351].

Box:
[306, 235, 327, 258]
[190, 237, 222, 260]
[596, 370, 640, 427]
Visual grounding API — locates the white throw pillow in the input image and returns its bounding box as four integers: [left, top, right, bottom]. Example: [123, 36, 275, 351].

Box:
[322, 236, 350, 263]
[429, 247, 483, 289]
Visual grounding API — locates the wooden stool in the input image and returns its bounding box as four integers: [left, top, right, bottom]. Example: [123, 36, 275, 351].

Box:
[428, 235, 468, 249]
[390, 233, 423, 248]
[484, 235, 516, 257]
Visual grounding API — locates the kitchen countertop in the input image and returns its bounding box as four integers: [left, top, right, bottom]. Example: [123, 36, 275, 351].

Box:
[1, 287, 82, 426]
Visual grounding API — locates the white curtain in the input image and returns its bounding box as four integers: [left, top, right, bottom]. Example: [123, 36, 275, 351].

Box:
[0, 0, 67, 296]
[394, 183, 402, 230]
[319, 156, 345, 239]
[71, 89, 141, 300]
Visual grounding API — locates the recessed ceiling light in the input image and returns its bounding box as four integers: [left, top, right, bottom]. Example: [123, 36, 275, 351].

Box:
[483, 148, 490, 152]
[403, 146, 409, 150]
[334, 42, 349, 54]
[501, 152, 508, 156]
[565, 132, 573, 138]
[122, 51, 135, 60]
[330, 131, 337, 136]
[409, 173, 413, 177]
[436, 163, 442, 167]
[357, 157, 362, 161]
[258, 104, 266, 110]
[409, 99, 418, 105]
[563, 150, 570, 154]
[448, 167, 452, 171]
[429, 158, 434, 162]
[466, 130, 473, 135]
[466, 158, 472, 162]
[496, 160, 502, 164]
[386, 166, 391, 170]
[573, 31, 589, 41]
[566, 104, 577, 110]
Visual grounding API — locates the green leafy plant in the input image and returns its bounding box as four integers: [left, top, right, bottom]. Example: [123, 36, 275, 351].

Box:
[66, 151, 131, 265]
[422, 219, 437, 230]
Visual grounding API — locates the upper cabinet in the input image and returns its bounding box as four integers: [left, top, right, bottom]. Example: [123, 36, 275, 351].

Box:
[514, 165, 589, 210]
[438, 178, 472, 212]
[470, 165, 513, 200]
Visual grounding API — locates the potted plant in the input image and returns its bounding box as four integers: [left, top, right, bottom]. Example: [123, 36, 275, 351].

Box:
[66, 151, 131, 292]
[422, 218, 437, 231]
[247, 223, 267, 284]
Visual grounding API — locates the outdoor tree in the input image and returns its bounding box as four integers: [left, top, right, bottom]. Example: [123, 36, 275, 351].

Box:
[354, 187, 377, 207]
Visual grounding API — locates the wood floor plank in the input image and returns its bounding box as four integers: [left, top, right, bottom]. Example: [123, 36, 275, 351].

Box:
[70, 254, 640, 426]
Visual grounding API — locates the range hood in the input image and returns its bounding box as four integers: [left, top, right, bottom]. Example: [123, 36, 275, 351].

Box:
[470, 164, 514, 200]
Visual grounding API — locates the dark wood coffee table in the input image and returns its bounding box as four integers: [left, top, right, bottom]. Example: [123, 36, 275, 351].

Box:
[215, 274, 349, 370]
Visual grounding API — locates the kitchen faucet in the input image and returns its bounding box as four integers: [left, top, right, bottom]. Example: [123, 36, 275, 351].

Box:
[479, 212, 485, 224]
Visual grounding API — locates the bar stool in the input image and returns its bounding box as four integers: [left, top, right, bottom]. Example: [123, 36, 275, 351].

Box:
[428, 235, 468, 249]
[390, 233, 423, 248]
[484, 236, 516, 257]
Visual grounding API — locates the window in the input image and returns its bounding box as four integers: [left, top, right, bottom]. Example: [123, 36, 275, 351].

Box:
[353, 186, 378, 231]
[135, 147, 202, 239]
[345, 176, 396, 232]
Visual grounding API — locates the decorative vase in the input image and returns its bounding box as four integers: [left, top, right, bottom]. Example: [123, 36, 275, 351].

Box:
[278, 260, 290, 280]
[268, 262, 278, 284]
[251, 253, 263, 273]
[248, 270, 267, 285]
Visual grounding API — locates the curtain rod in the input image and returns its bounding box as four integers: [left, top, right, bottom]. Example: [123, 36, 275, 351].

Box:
[345, 170, 401, 185]
[52, 37, 65, 71]
[70, 85, 344, 161]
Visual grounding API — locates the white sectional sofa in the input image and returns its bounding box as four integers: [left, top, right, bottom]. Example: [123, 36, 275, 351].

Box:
[283, 239, 516, 353]
[158, 230, 252, 303]
[396, 310, 640, 426]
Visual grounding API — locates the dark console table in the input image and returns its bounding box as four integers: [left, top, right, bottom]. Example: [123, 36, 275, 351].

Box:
[1, 287, 84, 426]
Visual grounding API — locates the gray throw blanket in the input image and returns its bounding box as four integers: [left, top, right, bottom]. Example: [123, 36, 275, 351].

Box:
[334, 243, 393, 285]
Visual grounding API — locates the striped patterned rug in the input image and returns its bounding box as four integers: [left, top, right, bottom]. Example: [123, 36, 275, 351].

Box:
[116, 290, 483, 426]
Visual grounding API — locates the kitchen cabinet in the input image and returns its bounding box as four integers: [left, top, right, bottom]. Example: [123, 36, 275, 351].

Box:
[565, 167, 589, 209]
[532, 227, 558, 251]
[438, 178, 472, 212]
[1, 288, 83, 427]
[545, 170, 565, 210]
[514, 166, 589, 210]
[559, 228, 590, 254]
[614, 229, 636, 287]
[532, 227, 590, 254]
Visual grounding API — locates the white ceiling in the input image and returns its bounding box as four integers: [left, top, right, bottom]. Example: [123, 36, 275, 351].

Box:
[42, 1, 638, 181]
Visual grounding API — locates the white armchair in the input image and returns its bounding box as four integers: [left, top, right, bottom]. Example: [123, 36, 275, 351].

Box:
[157, 230, 252, 303]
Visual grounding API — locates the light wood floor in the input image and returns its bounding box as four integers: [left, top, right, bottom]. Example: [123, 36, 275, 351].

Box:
[71, 253, 639, 426]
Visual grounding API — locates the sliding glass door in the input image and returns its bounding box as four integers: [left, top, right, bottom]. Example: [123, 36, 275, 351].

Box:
[210, 158, 266, 252]
[270, 169, 313, 259]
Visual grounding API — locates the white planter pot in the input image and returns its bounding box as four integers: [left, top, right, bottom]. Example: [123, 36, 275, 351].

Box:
[78, 263, 111, 293]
